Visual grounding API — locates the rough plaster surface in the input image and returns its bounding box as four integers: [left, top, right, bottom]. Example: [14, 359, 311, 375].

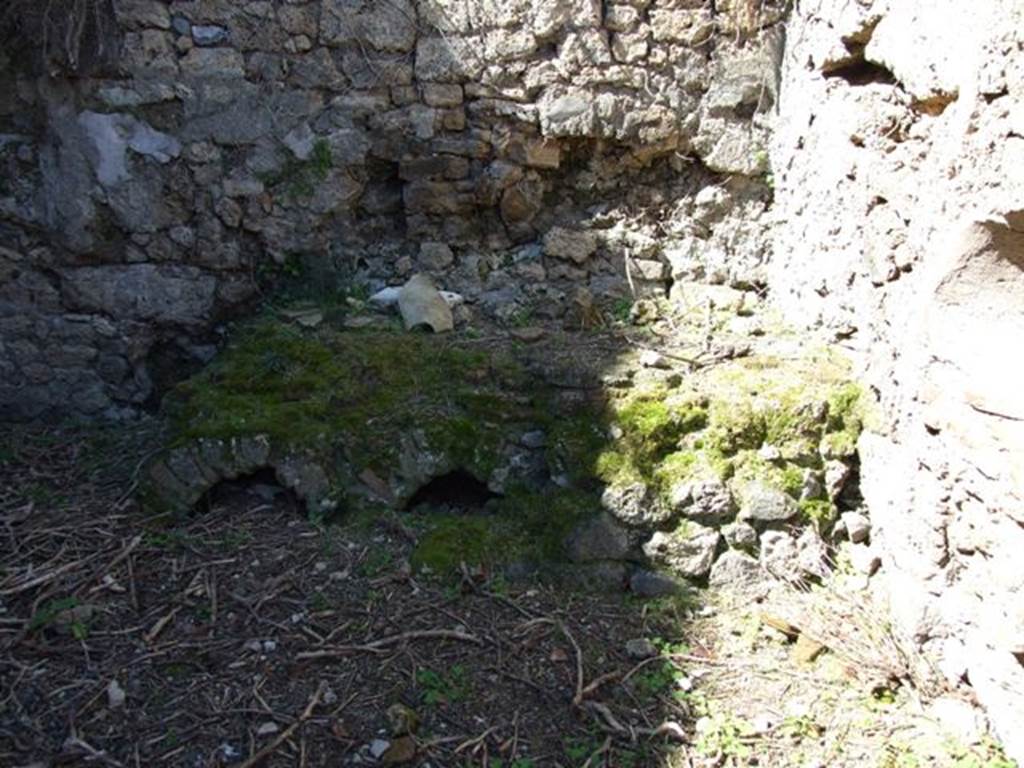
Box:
[769, 1, 1024, 758]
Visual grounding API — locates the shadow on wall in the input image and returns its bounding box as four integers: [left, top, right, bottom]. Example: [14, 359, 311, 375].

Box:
[0, 0, 783, 421]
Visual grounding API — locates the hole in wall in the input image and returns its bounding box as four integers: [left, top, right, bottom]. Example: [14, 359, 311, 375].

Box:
[142, 337, 215, 412]
[191, 467, 301, 517]
[821, 19, 898, 88]
[404, 469, 501, 514]
[824, 58, 897, 87]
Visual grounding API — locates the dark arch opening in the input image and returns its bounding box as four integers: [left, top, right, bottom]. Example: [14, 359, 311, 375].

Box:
[191, 467, 301, 517]
[404, 469, 500, 513]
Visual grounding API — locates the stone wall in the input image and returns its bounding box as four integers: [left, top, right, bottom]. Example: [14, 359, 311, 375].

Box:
[768, 0, 1024, 759]
[0, 0, 782, 420]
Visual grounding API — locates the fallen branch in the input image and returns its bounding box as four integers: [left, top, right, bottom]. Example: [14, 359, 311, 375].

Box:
[237, 681, 325, 768]
[295, 629, 483, 660]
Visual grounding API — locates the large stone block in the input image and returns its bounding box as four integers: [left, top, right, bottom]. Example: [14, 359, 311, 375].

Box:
[60, 265, 217, 327]
[322, 0, 417, 51]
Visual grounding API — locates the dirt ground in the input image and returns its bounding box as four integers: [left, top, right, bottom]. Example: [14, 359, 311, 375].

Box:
[0, 422, 1012, 768]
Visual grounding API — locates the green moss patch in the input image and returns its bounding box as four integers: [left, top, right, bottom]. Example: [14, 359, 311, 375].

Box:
[168, 317, 530, 478]
[581, 348, 865, 523]
[409, 486, 597, 574]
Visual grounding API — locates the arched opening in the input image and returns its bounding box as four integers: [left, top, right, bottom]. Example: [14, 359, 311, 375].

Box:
[191, 467, 301, 517]
[404, 469, 500, 514]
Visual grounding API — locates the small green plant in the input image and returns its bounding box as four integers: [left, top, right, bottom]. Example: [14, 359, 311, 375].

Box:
[258, 138, 334, 200]
[633, 661, 681, 700]
[508, 306, 534, 328]
[564, 734, 602, 763]
[144, 530, 196, 552]
[282, 253, 304, 279]
[416, 665, 468, 706]
[881, 742, 922, 768]
[310, 591, 332, 612]
[951, 737, 1018, 768]
[29, 597, 80, 632]
[695, 713, 753, 760]
[359, 549, 394, 577]
[780, 714, 823, 741]
[611, 297, 633, 324]
[487, 573, 510, 597]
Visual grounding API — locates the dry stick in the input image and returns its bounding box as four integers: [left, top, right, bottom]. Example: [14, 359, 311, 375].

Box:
[579, 669, 624, 700]
[455, 725, 499, 755]
[1, 557, 88, 596]
[143, 606, 181, 645]
[236, 682, 326, 768]
[74, 534, 142, 598]
[65, 735, 125, 768]
[518, 618, 585, 706]
[295, 629, 483, 660]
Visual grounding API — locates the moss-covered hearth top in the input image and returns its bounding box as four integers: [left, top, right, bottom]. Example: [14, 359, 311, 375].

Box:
[144, 314, 864, 581]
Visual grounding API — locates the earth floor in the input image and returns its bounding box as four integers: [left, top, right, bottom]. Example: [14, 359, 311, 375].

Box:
[0, 421, 1009, 768]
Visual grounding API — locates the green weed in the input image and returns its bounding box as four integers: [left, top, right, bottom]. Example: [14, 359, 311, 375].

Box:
[416, 665, 468, 706]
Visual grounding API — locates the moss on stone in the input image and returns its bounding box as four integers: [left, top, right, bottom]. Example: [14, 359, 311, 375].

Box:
[594, 390, 709, 489]
[159, 314, 866, 578]
[799, 499, 837, 527]
[168, 318, 528, 478]
[409, 485, 597, 574]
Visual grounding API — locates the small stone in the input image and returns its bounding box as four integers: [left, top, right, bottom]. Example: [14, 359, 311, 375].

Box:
[418, 242, 455, 270]
[639, 349, 670, 369]
[510, 326, 545, 342]
[759, 530, 800, 580]
[738, 482, 798, 523]
[106, 679, 126, 709]
[758, 444, 782, 462]
[382, 736, 417, 764]
[191, 24, 229, 46]
[799, 470, 824, 501]
[708, 550, 763, 590]
[395, 256, 413, 275]
[841, 511, 870, 543]
[602, 482, 671, 527]
[243, 639, 262, 653]
[256, 721, 280, 737]
[369, 739, 391, 759]
[796, 527, 830, 579]
[262, 640, 277, 653]
[722, 521, 758, 550]
[566, 513, 634, 562]
[675, 479, 736, 524]
[386, 703, 420, 736]
[543, 227, 598, 264]
[520, 430, 546, 449]
[643, 524, 721, 579]
[170, 15, 191, 36]
[630, 569, 686, 598]
[625, 638, 659, 660]
[824, 460, 851, 499]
